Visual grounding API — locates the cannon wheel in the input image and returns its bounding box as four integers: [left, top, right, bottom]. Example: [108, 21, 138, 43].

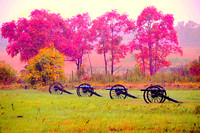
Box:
[49, 82, 64, 94]
[143, 85, 167, 103]
[110, 84, 127, 99]
[77, 83, 93, 97]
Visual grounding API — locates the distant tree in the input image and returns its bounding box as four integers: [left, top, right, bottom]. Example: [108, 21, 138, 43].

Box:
[0, 61, 17, 85]
[128, 6, 182, 75]
[23, 45, 65, 87]
[1, 9, 71, 62]
[188, 57, 200, 81]
[176, 20, 200, 46]
[91, 10, 130, 75]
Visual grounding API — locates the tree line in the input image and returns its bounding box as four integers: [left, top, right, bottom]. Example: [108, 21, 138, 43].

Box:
[1, 6, 182, 77]
[176, 20, 200, 47]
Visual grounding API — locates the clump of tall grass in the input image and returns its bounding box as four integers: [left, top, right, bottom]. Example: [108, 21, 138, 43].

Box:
[68, 70, 199, 85]
[193, 105, 200, 114]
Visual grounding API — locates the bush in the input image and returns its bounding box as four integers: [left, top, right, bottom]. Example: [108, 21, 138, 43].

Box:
[0, 61, 17, 85]
[188, 58, 200, 81]
[21, 45, 66, 88]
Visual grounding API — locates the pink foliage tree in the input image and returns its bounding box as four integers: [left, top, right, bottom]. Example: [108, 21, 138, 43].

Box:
[63, 13, 94, 71]
[128, 6, 183, 75]
[1, 9, 71, 62]
[91, 10, 130, 75]
[1, 9, 94, 73]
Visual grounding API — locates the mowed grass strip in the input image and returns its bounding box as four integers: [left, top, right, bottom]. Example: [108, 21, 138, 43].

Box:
[0, 89, 199, 132]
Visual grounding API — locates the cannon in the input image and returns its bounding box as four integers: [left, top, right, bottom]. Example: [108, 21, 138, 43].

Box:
[74, 83, 102, 97]
[106, 84, 137, 99]
[141, 85, 181, 104]
[106, 84, 181, 103]
[49, 82, 181, 104]
[49, 82, 73, 95]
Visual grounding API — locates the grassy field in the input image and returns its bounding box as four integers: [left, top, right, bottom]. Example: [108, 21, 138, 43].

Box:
[0, 88, 200, 132]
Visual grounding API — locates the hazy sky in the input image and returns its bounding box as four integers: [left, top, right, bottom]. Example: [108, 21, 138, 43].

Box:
[0, 0, 200, 27]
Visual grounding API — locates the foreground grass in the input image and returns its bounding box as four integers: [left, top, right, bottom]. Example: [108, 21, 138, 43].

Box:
[0, 89, 199, 132]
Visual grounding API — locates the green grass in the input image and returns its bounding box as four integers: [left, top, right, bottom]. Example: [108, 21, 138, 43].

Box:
[0, 89, 200, 132]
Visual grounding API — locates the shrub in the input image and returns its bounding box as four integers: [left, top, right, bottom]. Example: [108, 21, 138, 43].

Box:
[0, 61, 17, 85]
[188, 58, 200, 81]
[22, 45, 66, 88]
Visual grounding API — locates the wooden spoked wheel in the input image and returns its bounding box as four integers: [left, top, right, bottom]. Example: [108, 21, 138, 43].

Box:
[49, 82, 64, 95]
[77, 83, 94, 97]
[110, 84, 127, 99]
[143, 85, 167, 103]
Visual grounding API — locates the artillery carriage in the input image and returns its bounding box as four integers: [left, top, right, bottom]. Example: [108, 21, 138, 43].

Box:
[49, 82, 181, 104]
[74, 83, 102, 97]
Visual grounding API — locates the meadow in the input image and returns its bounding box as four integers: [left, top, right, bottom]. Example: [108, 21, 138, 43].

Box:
[0, 88, 200, 132]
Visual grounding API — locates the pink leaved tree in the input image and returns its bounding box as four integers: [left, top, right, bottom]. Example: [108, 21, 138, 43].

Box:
[91, 10, 130, 75]
[1, 9, 71, 62]
[63, 13, 94, 71]
[127, 6, 183, 75]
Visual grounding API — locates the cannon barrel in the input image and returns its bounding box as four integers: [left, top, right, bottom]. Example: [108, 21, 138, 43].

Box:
[63, 90, 73, 94]
[123, 93, 138, 99]
[90, 91, 102, 97]
[119, 91, 137, 99]
[162, 95, 181, 103]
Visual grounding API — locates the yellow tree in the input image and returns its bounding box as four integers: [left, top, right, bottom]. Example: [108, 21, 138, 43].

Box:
[23, 45, 66, 87]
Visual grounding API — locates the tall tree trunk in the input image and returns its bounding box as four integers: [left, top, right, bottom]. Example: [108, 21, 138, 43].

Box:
[101, 38, 108, 75]
[154, 58, 157, 74]
[103, 33, 108, 75]
[76, 60, 79, 71]
[154, 42, 158, 73]
[111, 54, 114, 75]
[140, 46, 146, 72]
[76, 57, 83, 78]
[149, 44, 153, 76]
[111, 28, 114, 75]
[103, 50, 108, 75]
[77, 49, 83, 71]
[88, 54, 93, 76]
[77, 57, 82, 71]
[148, 20, 153, 76]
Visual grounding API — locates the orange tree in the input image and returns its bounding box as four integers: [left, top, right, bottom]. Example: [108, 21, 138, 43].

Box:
[0, 61, 17, 85]
[22, 45, 66, 87]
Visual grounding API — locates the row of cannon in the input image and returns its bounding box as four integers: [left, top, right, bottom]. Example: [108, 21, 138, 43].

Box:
[49, 82, 182, 104]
